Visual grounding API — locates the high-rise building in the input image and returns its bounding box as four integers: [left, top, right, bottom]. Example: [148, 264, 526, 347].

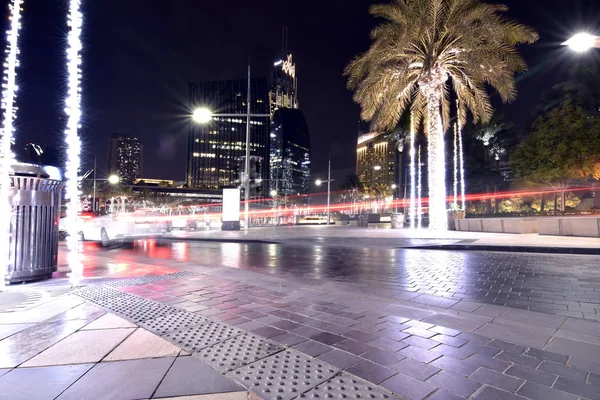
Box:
[108, 132, 143, 183]
[356, 131, 398, 188]
[269, 54, 298, 117]
[269, 108, 311, 196]
[187, 78, 270, 195]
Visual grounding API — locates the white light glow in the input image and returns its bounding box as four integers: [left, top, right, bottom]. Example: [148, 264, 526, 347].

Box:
[421, 70, 448, 231]
[458, 118, 466, 211]
[453, 122, 458, 207]
[373, 165, 382, 171]
[193, 107, 213, 124]
[563, 33, 598, 52]
[417, 145, 422, 229]
[108, 174, 119, 184]
[409, 112, 416, 229]
[64, 0, 83, 287]
[0, 0, 23, 288]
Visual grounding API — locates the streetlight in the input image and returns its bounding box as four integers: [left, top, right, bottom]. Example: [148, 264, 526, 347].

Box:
[563, 33, 600, 52]
[315, 157, 335, 225]
[108, 175, 120, 184]
[391, 184, 398, 213]
[191, 65, 270, 230]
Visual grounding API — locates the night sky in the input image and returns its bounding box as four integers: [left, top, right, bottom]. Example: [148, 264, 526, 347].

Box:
[3, 0, 600, 181]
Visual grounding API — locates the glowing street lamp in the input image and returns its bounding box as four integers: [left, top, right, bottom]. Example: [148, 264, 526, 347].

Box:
[563, 33, 600, 52]
[192, 108, 213, 123]
[315, 157, 334, 225]
[108, 175, 120, 185]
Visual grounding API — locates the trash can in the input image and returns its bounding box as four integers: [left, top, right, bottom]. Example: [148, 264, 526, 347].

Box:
[6, 163, 64, 283]
[358, 214, 369, 227]
[391, 213, 405, 229]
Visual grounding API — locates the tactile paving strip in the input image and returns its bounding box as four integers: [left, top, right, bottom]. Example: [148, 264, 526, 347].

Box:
[139, 311, 207, 335]
[196, 333, 284, 373]
[79, 291, 180, 323]
[116, 303, 179, 323]
[103, 271, 198, 288]
[162, 321, 244, 353]
[299, 372, 404, 399]
[73, 286, 127, 302]
[228, 349, 339, 400]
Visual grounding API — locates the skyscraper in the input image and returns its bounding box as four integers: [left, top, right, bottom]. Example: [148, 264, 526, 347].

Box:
[269, 54, 298, 117]
[108, 132, 143, 183]
[187, 78, 270, 194]
[356, 131, 398, 188]
[269, 108, 311, 196]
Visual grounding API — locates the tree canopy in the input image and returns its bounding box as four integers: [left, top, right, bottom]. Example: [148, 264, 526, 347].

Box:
[512, 98, 600, 189]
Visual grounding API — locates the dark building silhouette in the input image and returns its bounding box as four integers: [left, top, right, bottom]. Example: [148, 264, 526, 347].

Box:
[187, 77, 270, 196]
[269, 108, 311, 196]
[108, 132, 143, 183]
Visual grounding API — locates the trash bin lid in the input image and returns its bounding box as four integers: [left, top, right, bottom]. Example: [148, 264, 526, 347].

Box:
[10, 162, 57, 179]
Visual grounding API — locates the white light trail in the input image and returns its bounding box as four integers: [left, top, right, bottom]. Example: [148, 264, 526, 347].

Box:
[453, 122, 458, 206]
[458, 118, 466, 211]
[409, 112, 416, 229]
[0, 0, 23, 288]
[64, 0, 83, 286]
[417, 145, 422, 229]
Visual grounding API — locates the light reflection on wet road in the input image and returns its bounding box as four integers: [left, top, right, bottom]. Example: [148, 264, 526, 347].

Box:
[82, 238, 600, 319]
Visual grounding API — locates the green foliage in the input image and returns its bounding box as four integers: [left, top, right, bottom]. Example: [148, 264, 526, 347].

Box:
[344, 0, 538, 131]
[512, 98, 600, 187]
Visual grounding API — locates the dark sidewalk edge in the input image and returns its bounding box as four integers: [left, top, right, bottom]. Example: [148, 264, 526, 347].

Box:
[398, 243, 600, 255]
[160, 236, 280, 245]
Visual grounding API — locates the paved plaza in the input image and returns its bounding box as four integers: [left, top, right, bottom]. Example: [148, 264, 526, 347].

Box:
[1, 226, 600, 399]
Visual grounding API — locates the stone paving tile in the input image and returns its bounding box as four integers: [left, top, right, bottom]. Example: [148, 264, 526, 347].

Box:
[568, 357, 600, 375]
[377, 328, 411, 341]
[475, 323, 552, 348]
[80, 314, 136, 330]
[269, 332, 306, 347]
[391, 358, 440, 380]
[317, 349, 362, 370]
[22, 328, 134, 367]
[398, 346, 442, 364]
[463, 353, 510, 372]
[544, 338, 600, 363]
[0, 364, 93, 400]
[473, 386, 524, 400]
[0, 320, 88, 368]
[402, 335, 439, 350]
[402, 327, 437, 339]
[362, 348, 405, 366]
[154, 356, 242, 398]
[553, 377, 600, 399]
[289, 324, 323, 338]
[250, 326, 285, 339]
[343, 329, 380, 343]
[367, 336, 408, 352]
[430, 334, 468, 348]
[332, 339, 376, 355]
[310, 331, 345, 345]
[104, 328, 181, 361]
[427, 370, 481, 398]
[537, 361, 588, 383]
[57, 357, 174, 400]
[0, 324, 35, 341]
[429, 343, 476, 360]
[380, 372, 437, 400]
[423, 313, 488, 333]
[496, 351, 542, 369]
[346, 360, 397, 384]
[518, 381, 578, 400]
[426, 388, 464, 400]
[431, 356, 479, 378]
[488, 340, 528, 354]
[291, 340, 332, 357]
[525, 348, 569, 364]
[505, 364, 557, 387]
[470, 367, 524, 392]
[499, 309, 566, 330]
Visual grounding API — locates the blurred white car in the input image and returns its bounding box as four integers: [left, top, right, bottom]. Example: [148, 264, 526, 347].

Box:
[79, 211, 169, 247]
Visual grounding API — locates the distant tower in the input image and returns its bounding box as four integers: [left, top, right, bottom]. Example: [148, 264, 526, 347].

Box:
[108, 132, 143, 183]
[269, 27, 298, 117]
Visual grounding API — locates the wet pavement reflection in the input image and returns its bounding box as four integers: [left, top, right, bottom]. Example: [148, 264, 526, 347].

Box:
[82, 238, 600, 320]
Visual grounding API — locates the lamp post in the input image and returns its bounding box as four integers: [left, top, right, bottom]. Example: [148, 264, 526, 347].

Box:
[315, 157, 334, 225]
[391, 184, 398, 213]
[192, 65, 270, 230]
[84, 172, 119, 212]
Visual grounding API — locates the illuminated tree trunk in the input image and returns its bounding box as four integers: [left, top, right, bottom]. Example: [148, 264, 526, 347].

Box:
[423, 87, 447, 231]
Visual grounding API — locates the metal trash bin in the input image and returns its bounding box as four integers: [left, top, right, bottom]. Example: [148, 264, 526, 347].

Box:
[358, 214, 369, 227]
[6, 163, 64, 283]
[391, 213, 405, 229]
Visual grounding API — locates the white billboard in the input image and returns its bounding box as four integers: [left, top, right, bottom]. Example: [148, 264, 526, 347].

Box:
[222, 188, 241, 222]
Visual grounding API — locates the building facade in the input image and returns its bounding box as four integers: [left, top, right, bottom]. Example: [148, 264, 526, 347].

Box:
[187, 78, 270, 196]
[108, 132, 143, 183]
[269, 108, 311, 196]
[269, 54, 298, 117]
[356, 132, 398, 188]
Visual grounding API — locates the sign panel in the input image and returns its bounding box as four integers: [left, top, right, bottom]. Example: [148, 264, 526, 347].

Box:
[222, 188, 240, 222]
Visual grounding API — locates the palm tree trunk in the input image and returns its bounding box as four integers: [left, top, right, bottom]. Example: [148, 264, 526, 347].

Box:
[425, 93, 447, 230]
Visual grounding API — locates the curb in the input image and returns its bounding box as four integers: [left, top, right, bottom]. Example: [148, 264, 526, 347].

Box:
[160, 236, 280, 245]
[398, 244, 600, 255]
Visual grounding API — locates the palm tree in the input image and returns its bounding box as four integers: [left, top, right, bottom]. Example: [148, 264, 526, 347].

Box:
[345, 0, 537, 230]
